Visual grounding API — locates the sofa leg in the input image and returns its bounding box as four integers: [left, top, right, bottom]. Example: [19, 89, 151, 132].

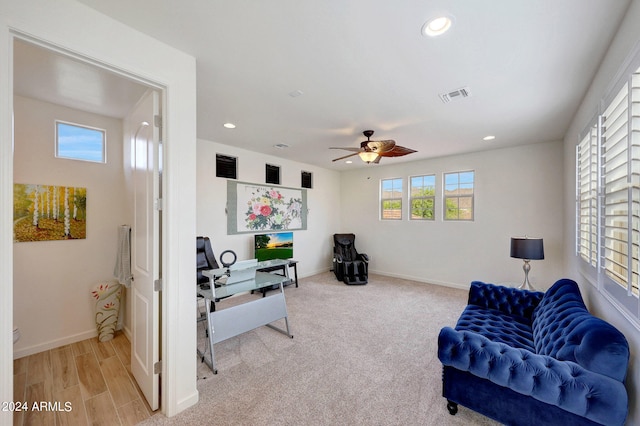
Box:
[446, 400, 458, 415]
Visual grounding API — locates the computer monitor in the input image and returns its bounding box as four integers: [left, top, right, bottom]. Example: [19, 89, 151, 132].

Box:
[254, 232, 293, 262]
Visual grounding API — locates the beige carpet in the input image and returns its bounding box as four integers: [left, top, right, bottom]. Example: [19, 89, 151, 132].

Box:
[140, 272, 501, 426]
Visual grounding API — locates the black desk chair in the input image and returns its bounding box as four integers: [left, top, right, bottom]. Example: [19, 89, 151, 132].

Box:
[197, 236, 219, 286]
[196, 236, 225, 318]
[332, 233, 368, 285]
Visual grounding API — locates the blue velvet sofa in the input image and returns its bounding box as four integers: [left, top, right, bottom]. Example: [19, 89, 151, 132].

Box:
[437, 278, 629, 426]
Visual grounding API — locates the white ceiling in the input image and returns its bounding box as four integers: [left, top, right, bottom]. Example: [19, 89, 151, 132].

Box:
[13, 39, 149, 119]
[18, 1, 632, 170]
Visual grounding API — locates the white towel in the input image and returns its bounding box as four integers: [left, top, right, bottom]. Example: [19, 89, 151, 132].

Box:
[114, 225, 133, 288]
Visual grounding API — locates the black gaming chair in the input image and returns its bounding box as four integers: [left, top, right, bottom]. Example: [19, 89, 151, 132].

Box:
[197, 236, 220, 287]
[332, 233, 369, 285]
[196, 236, 226, 316]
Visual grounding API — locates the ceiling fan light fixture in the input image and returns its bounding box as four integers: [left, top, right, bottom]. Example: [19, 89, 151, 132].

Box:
[359, 151, 379, 163]
[422, 15, 454, 37]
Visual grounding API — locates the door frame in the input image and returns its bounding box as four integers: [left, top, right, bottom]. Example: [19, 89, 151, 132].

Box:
[0, 2, 198, 420]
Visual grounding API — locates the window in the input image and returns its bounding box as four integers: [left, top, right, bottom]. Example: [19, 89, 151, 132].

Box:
[601, 71, 640, 302]
[576, 121, 599, 268]
[602, 83, 635, 292]
[410, 175, 435, 220]
[55, 121, 105, 163]
[575, 60, 640, 323]
[216, 154, 237, 179]
[265, 164, 280, 185]
[444, 171, 474, 220]
[381, 178, 403, 220]
[301, 171, 313, 189]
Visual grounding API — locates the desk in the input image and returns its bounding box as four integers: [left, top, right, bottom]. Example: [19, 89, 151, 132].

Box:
[199, 264, 293, 373]
[255, 259, 299, 296]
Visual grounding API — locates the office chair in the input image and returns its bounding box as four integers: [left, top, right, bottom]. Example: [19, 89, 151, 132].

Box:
[332, 233, 369, 285]
[197, 236, 220, 286]
[196, 236, 224, 319]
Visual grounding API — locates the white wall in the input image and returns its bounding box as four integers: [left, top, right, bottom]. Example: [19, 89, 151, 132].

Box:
[13, 95, 128, 358]
[562, 0, 640, 423]
[196, 139, 342, 275]
[339, 140, 565, 289]
[0, 0, 198, 418]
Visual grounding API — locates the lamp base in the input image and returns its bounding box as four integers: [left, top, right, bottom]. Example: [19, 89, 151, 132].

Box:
[517, 259, 536, 291]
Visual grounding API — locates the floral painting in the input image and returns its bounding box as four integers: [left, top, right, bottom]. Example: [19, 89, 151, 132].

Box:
[228, 181, 307, 234]
[13, 183, 87, 242]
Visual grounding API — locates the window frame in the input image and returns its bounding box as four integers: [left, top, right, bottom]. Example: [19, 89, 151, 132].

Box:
[575, 50, 640, 327]
[409, 174, 436, 221]
[443, 170, 475, 221]
[380, 177, 403, 220]
[55, 120, 106, 163]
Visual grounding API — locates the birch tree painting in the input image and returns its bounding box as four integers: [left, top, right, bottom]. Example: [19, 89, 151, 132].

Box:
[13, 183, 87, 242]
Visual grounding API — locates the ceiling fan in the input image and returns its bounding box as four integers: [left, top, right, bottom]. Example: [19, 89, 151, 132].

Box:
[330, 130, 417, 164]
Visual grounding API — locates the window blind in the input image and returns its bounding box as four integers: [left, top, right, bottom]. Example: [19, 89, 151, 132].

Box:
[630, 72, 640, 295]
[602, 83, 630, 288]
[216, 154, 237, 179]
[577, 124, 598, 267]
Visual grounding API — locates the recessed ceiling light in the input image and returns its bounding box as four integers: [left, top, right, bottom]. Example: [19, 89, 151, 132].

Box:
[483, 135, 496, 141]
[422, 15, 454, 37]
[223, 123, 236, 129]
[346, 160, 353, 164]
[273, 143, 289, 149]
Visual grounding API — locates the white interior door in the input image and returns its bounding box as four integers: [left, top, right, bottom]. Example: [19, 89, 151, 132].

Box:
[127, 90, 161, 410]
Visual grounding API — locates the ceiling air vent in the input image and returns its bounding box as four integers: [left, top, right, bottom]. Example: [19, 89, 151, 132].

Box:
[439, 86, 472, 103]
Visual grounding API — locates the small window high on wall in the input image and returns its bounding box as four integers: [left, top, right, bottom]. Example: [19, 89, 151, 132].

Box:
[381, 178, 403, 220]
[410, 174, 436, 220]
[55, 121, 106, 163]
[216, 154, 237, 179]
[444, 171, 475, 221]
[301, 171, 313, 189]
[266, 163, 280, 185]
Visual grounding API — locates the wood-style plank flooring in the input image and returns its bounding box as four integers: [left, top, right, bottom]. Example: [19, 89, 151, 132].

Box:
[13, 332, 153, 426]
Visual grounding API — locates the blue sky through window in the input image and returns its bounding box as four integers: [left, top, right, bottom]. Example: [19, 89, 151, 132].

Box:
[411, 175, 435, 193]
[56, 122, 105, 163]
[445, 171, 474, 193]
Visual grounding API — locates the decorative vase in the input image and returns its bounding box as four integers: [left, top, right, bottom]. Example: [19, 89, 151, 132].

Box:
[91, 282, 123, 342]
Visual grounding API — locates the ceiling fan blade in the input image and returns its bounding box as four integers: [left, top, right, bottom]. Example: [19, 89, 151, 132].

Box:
[332, 152, 360, 162]
[372, 154, 382, 164]
[329, 147, 363, 153]
[378, 145, 417, 157]
[366, 140, 396, 153]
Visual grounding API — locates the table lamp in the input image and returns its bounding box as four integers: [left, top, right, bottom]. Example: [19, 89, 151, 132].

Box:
[510, 236, 544, 290]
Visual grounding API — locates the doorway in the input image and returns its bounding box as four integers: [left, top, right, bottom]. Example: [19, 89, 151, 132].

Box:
[12, 36, 163, 412]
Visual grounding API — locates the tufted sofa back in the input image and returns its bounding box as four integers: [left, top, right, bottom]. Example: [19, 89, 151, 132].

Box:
[532, 278, 630, 382]
[468, 281, 543, 319]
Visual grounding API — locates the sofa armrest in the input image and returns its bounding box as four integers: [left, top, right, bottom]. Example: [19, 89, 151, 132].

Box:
[467, 281, 544, 319]
[438, 327, 628, 426]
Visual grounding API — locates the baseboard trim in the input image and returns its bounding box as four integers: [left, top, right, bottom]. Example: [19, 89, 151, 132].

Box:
[368, 269, 469, 290]
[13, 329, 98, 359]
[173, 390, 199, 417]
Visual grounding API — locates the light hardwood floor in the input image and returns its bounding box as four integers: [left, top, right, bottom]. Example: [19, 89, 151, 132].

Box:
[13, 332, 153, 426]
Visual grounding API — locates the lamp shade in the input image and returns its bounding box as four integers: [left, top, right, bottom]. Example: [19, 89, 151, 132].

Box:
[358, 151, 378, 163]
[510, 237, 544, 260]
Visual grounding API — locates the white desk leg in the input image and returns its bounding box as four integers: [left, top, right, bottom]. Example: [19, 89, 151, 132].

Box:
[264, 282, 293, 338]
[207, 298, 217, 373]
